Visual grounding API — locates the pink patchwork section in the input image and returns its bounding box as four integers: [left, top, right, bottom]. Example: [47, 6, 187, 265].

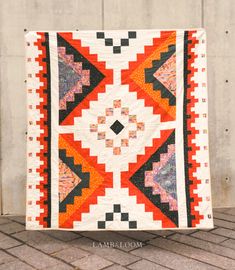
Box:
[145, 144, 177, 211]
[152, 144, 175, 174]
[59, 159, 82, 202]
[154, 53, 176, 96]
[58, 47, 90, 110]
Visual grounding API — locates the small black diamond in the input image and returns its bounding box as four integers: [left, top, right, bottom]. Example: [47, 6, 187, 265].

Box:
[110, 120, 124, 135]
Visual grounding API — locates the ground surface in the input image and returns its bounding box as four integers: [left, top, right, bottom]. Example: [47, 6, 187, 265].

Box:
[0, 208, 235, 270]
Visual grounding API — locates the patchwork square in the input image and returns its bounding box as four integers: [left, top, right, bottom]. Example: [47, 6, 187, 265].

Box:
[25, 29, 213, 230]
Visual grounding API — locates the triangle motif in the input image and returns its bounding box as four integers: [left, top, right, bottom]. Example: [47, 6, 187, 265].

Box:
[153, 53, 176, 96]
[59, 159, 82, 202]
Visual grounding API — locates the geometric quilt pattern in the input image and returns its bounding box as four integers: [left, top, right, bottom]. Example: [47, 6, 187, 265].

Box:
[25, 29, 213, 230]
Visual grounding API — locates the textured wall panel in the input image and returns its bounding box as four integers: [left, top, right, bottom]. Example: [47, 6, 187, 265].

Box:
[204, 0, 235, 207]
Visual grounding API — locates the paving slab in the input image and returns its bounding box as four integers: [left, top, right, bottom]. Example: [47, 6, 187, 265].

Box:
[44, 230, 81, 242]
[7, 245, 62, 269]
[213, 212, 235, 222]
[72, 254, 113, 270]
[0, 217, 11, 225]
[149, 237, 235, 269]
[0, 232, 22, 249]
[0, 221, 25, 234]
[191, 230, 228, 243]
[128, 259, 169, 270]
[211, 227, 235, 239]
[213, 218, 235, 229]
[0, 250, 16, 264]
[12, 230, 68, 254]
[221, 238, 235, 250]
[53, 246, 90, 263]
[0, 259, 34, 270]
[131, 244, 219, 270]
[7, 216, 26, 225]
[168, 233, 235, 260]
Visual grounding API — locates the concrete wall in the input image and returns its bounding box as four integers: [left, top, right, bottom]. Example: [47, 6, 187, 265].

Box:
[0, 0, 234, 215]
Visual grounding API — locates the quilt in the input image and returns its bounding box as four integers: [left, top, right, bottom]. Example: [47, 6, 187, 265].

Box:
[25, 29, 213, 230]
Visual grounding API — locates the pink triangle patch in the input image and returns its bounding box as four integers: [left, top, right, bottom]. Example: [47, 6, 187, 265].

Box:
[59, 159, 82, 202]
[153, 53, 176, 96]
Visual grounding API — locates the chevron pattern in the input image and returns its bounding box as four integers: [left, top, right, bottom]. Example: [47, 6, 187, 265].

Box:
[129, 131, 178, 226]
[57, 34, 105, 124]
[145, 45, 176, 105]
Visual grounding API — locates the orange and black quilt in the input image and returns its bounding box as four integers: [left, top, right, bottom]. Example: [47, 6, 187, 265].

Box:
[25, 29, 213, 230]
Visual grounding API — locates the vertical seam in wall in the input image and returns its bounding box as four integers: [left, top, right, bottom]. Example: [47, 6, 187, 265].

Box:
[102, 0, 104, 30]
[0, 53, 2, 215]
[0, 8, 2, 214]
[0, 3, 2, 215]
[201, 0, 204, 28]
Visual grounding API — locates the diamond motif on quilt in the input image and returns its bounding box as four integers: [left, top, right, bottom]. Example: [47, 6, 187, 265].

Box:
[63, 84, 175, 172]
[110, 120, 124, 135]
[86, 99, 147, 156]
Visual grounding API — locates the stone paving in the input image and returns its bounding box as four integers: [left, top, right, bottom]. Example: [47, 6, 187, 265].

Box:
[0, 208, 235, 270]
